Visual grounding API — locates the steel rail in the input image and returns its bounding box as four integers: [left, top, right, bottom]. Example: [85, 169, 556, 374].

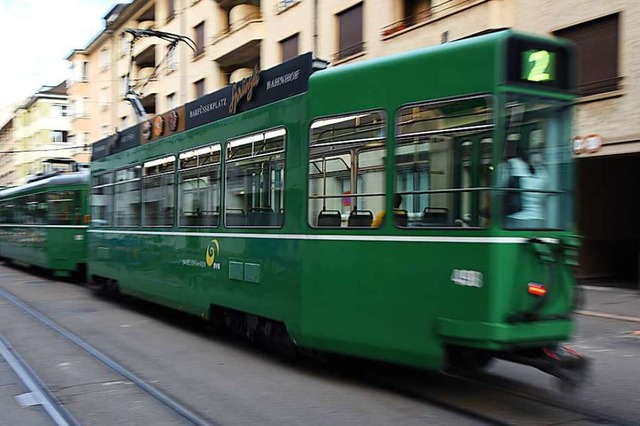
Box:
[0, 287, 217, 426]
[448, 371, 633, 426]
[0, 333, 81, 426]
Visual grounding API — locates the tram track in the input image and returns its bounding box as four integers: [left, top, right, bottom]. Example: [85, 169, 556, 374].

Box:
[0, 286, 216, 426]
[0, 268, 632, 425]
[315, 355, 630, 426]
[448, 370, 635, 426]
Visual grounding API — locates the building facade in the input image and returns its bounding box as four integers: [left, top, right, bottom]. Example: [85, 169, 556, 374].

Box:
[64, 0, 638, 287]
[10, 83, 75, 184]
[0, 117, 17, 188]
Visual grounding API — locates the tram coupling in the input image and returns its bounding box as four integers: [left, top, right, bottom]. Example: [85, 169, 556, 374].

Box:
[499, 345, 589, 388]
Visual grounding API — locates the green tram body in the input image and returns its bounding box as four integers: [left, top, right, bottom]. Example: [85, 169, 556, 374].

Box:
[0, 171, 90, 278]
[89, 30, 582, 375]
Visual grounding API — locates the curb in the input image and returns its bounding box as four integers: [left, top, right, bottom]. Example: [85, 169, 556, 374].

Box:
[576, 309, 640, 324]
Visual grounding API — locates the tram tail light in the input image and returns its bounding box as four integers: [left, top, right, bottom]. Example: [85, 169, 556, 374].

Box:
[528, 282, 547, 297]
[84, 214, 91, 224]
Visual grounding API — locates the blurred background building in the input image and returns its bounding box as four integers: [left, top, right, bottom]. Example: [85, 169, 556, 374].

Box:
[1, 0, 638, 287]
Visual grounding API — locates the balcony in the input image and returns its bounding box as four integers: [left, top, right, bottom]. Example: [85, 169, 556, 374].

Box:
[214, 0, 259, 10]
[381, 8, 432, 38]
[212, 12, 263, 70]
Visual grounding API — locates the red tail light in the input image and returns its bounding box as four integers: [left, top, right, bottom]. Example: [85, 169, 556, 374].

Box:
[528, 282, 547, 297]
[84, 214, 91, 224]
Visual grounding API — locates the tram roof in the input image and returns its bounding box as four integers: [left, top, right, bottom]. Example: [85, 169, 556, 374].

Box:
[0, 170, 90, 199]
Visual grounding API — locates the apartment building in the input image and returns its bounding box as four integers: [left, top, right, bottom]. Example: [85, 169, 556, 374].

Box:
[9, 83, 75, 184]
[65, 0, 638, 287]
[0, 118, 17, 188]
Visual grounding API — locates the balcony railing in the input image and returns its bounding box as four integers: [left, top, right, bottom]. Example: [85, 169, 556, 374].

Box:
[578, 76, 623, 97]
[334, 42, 365, 62]
[381, 9, 433, 37]
[211, 12, 262, 44]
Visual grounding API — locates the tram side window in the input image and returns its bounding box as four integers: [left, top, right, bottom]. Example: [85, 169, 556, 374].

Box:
[0, 203, 9, 224]
[225, 129, 286, 228]
[395, 96, 493, 228]
[143, 156, 175, 227]
[91, 172, 113, 226]
[22, 194, 47, 224]
[114, 166, 141, 227]
[1, 201, 17, 224]
[179, 144, 221, 227]
[308, 110, 386, 228]
[48, 191, 80, 225]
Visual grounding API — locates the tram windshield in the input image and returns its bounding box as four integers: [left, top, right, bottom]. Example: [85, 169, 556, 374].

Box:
[499, 95, 574, 230]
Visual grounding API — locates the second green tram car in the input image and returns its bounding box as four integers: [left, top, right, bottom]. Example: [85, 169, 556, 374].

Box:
[89, 30, 586, 383]
[0, 165, 90, 278]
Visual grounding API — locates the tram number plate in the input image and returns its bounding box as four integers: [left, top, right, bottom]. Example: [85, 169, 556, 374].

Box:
[451, 269, 483, 288]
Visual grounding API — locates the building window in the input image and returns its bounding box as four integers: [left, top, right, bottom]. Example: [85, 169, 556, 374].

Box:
[194, 22, 205, 57]
[280, 33, 299, 61]
[167, 46, 177, 71]
[121, 75, 128, 98]
[277, 0, 300, 12]
[337, 3, 364, 60]
[100, 48, 109, 70]
[167, 0, 176, 21]
[120, 116, 128, 130]
[99, 88, 108, 110]
[403, 0, 431, 27]
[194, 78, 205, 98]
[555, 13, 620, 96]
[167, 92, 177, 110]
[120, 34, 129, 57]
[53, 104, 68, 117]
[52, 131, 68, 143]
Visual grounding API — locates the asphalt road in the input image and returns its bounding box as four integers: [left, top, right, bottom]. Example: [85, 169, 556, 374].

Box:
[2, 264, 638, 425]
[484, 315, 640, 424]
[0, 266, 478, 426]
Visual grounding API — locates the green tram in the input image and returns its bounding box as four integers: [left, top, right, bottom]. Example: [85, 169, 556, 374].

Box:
[89, 30, 586, 383]
[0, 161, 90, 278]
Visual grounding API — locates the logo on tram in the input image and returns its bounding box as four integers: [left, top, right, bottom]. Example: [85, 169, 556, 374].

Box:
[205, 239, 221, 269]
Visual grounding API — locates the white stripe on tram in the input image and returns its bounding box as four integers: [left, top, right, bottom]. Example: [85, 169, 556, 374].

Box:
[88, 229, 559, 244]
[0, 225, 88, 229]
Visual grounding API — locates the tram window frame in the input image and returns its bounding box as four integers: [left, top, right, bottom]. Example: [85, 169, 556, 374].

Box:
[48, 191, 80, 225]
[113, 165, 142, 227]
[142, 155, 176, 227]
[178, 143, 221, 228]
[308, 109, 387, 229]
[91, 172, 114, 227]
[224, 128, 286, 228]
[394, 95, 494, 229]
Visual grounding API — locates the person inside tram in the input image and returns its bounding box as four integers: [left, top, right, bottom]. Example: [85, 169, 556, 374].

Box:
[502, 139, 549, 228]
[372, 193, 403, 227]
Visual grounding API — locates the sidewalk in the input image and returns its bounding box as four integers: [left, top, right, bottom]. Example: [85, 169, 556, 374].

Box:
[578, 285, 640, 324]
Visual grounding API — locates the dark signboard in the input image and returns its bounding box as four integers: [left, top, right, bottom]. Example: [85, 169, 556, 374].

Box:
[185, 86, 233, 130]
[92, 124, 141, 160]
[185, 52, 313, 130]
[141, 106, 186, 144]
[95, 52, 315, 160]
